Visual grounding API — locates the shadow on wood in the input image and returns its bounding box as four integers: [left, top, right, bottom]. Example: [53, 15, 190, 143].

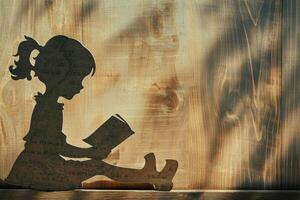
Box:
[4, 35, 178, 191]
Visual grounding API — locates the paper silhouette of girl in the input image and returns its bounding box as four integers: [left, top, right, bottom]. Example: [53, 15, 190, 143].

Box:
[5, 35, 178, 191]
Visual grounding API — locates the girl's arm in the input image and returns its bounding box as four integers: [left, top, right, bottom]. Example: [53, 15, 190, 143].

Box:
[57, 142, 110, 159]
[57, 143, 93, 158]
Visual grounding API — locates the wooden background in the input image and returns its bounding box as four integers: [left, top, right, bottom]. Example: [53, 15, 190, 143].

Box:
[0, 0, 299, 189]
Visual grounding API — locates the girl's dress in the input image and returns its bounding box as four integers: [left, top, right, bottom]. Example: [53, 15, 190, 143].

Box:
[5, 93, 82, 190]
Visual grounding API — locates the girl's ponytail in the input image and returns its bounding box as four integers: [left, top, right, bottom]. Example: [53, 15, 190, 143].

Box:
[9, 36, 42, 80]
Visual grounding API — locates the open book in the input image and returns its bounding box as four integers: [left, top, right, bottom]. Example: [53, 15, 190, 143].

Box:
[83, 114, 135, 152]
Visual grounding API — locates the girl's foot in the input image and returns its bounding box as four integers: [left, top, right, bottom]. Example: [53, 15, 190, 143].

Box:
[153, 159, 178, 191]
[158, 159, 178, 180]
[142, 154, 178, 191]
[142, 153, 157, 173]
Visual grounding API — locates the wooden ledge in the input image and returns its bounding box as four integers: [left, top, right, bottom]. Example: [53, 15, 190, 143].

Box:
[0, 189, 300, 200]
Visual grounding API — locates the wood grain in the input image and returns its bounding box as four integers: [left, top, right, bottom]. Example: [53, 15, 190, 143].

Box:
[0, 0, 298, 189]
[0, 190, 300, 200]
[280, 0, 300, 189]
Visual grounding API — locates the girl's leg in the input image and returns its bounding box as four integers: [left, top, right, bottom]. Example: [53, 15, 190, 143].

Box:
[102, 153, 178, 190]
[65, 153, 178, 190]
